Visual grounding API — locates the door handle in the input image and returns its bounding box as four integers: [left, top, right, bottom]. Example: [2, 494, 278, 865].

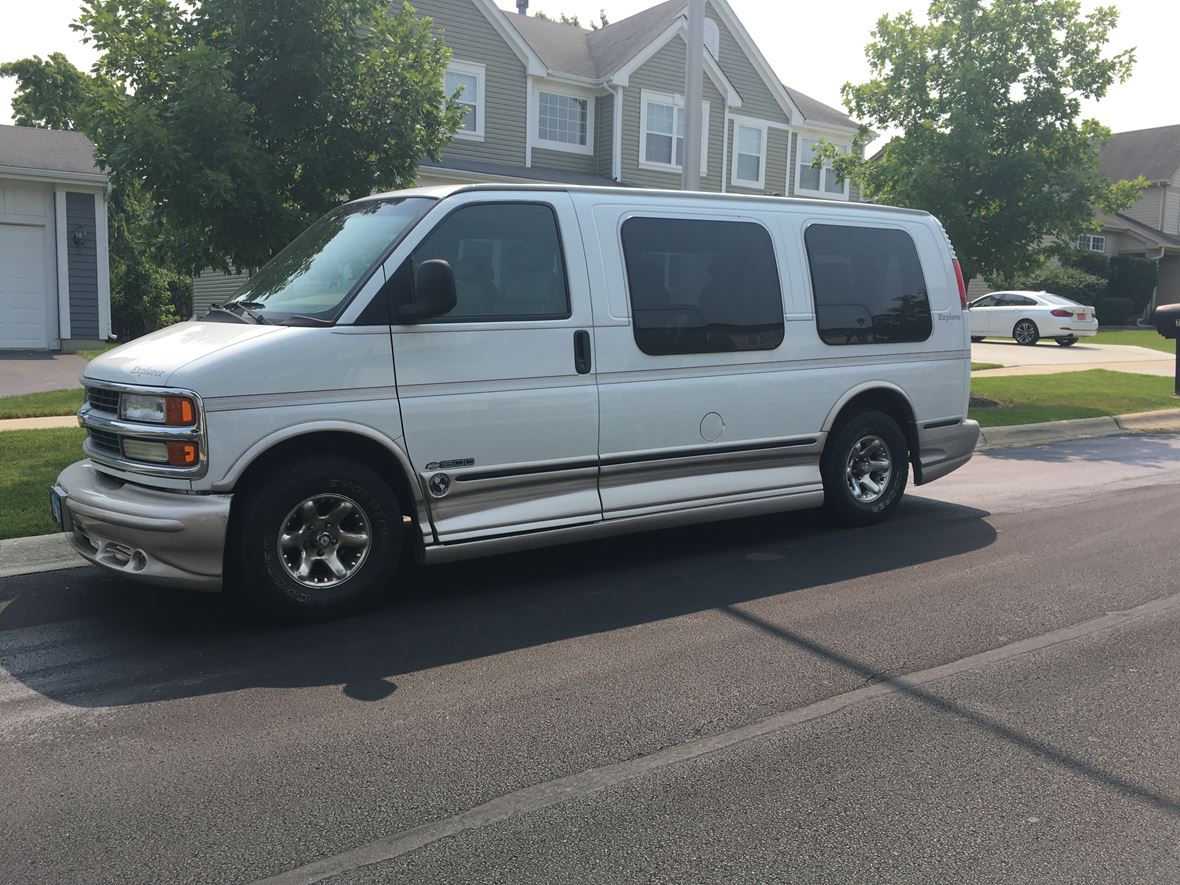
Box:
[573, 329, 592, 375]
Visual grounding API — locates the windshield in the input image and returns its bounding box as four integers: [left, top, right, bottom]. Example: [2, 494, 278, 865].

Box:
[1041, 293, 1083, 307]
[225, 197, 434, 322]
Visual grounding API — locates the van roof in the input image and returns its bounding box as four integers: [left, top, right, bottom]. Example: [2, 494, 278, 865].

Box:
[362, 182, 931, 218]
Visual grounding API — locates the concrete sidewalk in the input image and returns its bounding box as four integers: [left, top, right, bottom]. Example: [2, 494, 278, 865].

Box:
[0, 415, 79, 432]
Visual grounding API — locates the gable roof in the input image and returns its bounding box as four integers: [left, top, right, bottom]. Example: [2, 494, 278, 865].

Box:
[0, 125, 105, 179]
[784, 86, 857, 131]
[503, 1, 684, 80]
[1098, 210, 1180, 249]
[1099, 124, 1180, 183]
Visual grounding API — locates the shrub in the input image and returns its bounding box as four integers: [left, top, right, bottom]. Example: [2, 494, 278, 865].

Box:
[1006, 263, 1107, 305]
[1094, 296, 1135, 325]
[1065, 249, 1110, 278]
[1107, 256, 1158, 317]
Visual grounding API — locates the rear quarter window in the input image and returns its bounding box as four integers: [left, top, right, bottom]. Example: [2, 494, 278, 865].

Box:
[805, 224, 932, 346]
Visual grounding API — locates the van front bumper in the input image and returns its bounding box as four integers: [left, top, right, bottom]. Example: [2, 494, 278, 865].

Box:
[914, 419, 981, 485]
[53, 460, 231, 592]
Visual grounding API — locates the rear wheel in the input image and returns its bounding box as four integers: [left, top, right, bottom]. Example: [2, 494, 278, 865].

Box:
[821, 410, 909, 527]
[970, 336, 985, 343]
[231, 456, 404, 621]
[1056, 336, 1077, 347]
[1013, 319, 1040, 346]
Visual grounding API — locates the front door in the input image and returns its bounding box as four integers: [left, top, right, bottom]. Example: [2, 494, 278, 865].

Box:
[391, 194, 601, 543]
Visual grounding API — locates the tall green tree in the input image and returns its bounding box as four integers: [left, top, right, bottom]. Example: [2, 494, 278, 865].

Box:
[1, 54, 182, 339]
[822, 0, 1146, 283]
[74, 0, 463, 272]
[534, 10, 609, 29]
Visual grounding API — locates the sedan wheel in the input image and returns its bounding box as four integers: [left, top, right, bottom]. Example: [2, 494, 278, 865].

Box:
[1056, 336, 1078, 347]
[1013, 319, 1040, 346]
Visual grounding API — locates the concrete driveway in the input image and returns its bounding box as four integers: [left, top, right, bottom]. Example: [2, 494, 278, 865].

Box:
[0, 353, 88, 396]
[972, 340, 1175, 377]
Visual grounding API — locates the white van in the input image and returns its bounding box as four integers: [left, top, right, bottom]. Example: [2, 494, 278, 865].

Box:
[53, 184, 979, 619]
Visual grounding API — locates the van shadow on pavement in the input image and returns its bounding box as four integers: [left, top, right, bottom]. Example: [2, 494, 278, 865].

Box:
[0, 497, 996, 709]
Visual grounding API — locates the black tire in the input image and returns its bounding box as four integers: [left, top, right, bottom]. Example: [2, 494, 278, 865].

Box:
[821, 410, 909, 527]
[1013, 319, 1040, 346]
[970, 336, 985, 343]
[231, 455, 404, 621]
[1056, 336, 1077, 347]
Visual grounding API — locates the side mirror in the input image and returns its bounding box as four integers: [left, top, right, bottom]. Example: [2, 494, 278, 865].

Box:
[394, 259, 457, 323]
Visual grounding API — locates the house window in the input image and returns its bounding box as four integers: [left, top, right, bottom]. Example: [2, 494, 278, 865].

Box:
[537, 90, 590, 152]
[640, 91, 709, 174]
[1076, 234, 1106, 253]
[732, 120, 767, 189]
[445, 61, 485, 140]
[796, 137, 848, 198]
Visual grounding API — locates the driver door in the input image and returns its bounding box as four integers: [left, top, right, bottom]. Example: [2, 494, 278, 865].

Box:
[389, 193, 602, 543]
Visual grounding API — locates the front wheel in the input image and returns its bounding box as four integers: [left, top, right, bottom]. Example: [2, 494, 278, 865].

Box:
[1013, 319, 1040, 346]
[1056, 336, 1077, 347]
[231, 456, 404, 621]
[821, 411, 909, 527]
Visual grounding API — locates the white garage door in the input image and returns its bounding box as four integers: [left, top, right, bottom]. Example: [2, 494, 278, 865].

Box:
[0, 222, 49, 349]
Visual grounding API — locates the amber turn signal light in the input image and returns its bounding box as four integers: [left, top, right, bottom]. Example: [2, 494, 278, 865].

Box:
[166, 441, 199, 466]
[164, 396, 196, 426]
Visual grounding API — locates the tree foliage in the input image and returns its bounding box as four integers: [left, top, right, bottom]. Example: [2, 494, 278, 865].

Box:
[533, 10, 609, 29]
[822, 0, 1146, 283]
[73, 0, 462, 272]
[0, 53, 94, 130]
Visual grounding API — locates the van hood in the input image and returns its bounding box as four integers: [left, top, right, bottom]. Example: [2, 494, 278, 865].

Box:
[82, 321, 287, 388]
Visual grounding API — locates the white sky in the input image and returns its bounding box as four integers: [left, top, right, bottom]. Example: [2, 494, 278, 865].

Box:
[1, 0, 1174, 145]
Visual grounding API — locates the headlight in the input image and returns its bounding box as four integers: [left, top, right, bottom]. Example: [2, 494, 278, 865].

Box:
[120, 394, 196, 426]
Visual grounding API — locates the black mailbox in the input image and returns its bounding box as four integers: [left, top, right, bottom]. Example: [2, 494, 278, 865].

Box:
[1151, 304, 1180, 395]
[1152, 304, 1180, 340]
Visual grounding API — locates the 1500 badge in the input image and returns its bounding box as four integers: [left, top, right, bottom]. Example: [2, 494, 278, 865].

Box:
[425, 458, 475, 470]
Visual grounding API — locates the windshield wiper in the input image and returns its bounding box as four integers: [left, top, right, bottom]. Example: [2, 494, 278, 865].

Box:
[222, 301, 270, 325]
[283, 314, 334, 327]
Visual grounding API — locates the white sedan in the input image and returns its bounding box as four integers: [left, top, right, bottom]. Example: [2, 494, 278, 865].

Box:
[968, 290, 1099, 346]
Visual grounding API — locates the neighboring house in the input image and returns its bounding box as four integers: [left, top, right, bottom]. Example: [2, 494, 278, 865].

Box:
[1092, 124, 1180, 309]
[0, 125, 111, 351]
[192, 0, 864, 315]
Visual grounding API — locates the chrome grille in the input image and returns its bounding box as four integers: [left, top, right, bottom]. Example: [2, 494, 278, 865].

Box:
[86, 387, 121, 415]
[88, 428, 121, 456]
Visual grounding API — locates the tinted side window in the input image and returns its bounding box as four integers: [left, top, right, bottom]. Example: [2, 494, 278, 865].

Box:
[972, 295, 998, 308]
[411, 203, 570, 321]
[621, 217, 785, 356]
[805, 224, 932, 345]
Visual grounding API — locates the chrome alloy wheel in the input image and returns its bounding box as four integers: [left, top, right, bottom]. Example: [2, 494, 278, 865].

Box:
[844, 435, 893, 504]
[1014, 320, 1038, 345]
[277, 494, 371, 588]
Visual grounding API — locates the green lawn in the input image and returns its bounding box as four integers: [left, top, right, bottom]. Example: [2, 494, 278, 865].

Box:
[74, 343, 118, 361]
[970, 369, 1179, 427]
[1087, 329, 1176, 355]
[0, 428, 86, 540]
[971, 362, 1002, 372]
[0, 388, 84, 420]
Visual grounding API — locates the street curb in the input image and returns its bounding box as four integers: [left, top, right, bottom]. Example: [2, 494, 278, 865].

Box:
[0, 533, 87, 578]
[0, 415, 78, 432]
[977, 408, 1180, 450]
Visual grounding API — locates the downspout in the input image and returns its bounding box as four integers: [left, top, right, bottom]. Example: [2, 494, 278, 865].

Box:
[720, 114, 729, 193]
[612, 83, 623, 182]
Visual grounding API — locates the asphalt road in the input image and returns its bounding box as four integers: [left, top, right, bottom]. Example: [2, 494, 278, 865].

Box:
[3, 434, 1180, 884]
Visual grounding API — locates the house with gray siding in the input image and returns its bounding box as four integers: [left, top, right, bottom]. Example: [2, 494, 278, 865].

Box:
[0, 125, 111, 351]
[192, 0, 865, 315]
[1091, 124, 1180, 309]
[413, 0, 862, 198]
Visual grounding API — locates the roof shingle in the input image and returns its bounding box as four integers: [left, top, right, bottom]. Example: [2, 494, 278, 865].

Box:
[1098, 124, 1180, 183]
[0, 124, 104, 177]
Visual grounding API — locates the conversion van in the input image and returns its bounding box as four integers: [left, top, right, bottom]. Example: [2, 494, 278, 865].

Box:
[52, 184, 979, 619]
